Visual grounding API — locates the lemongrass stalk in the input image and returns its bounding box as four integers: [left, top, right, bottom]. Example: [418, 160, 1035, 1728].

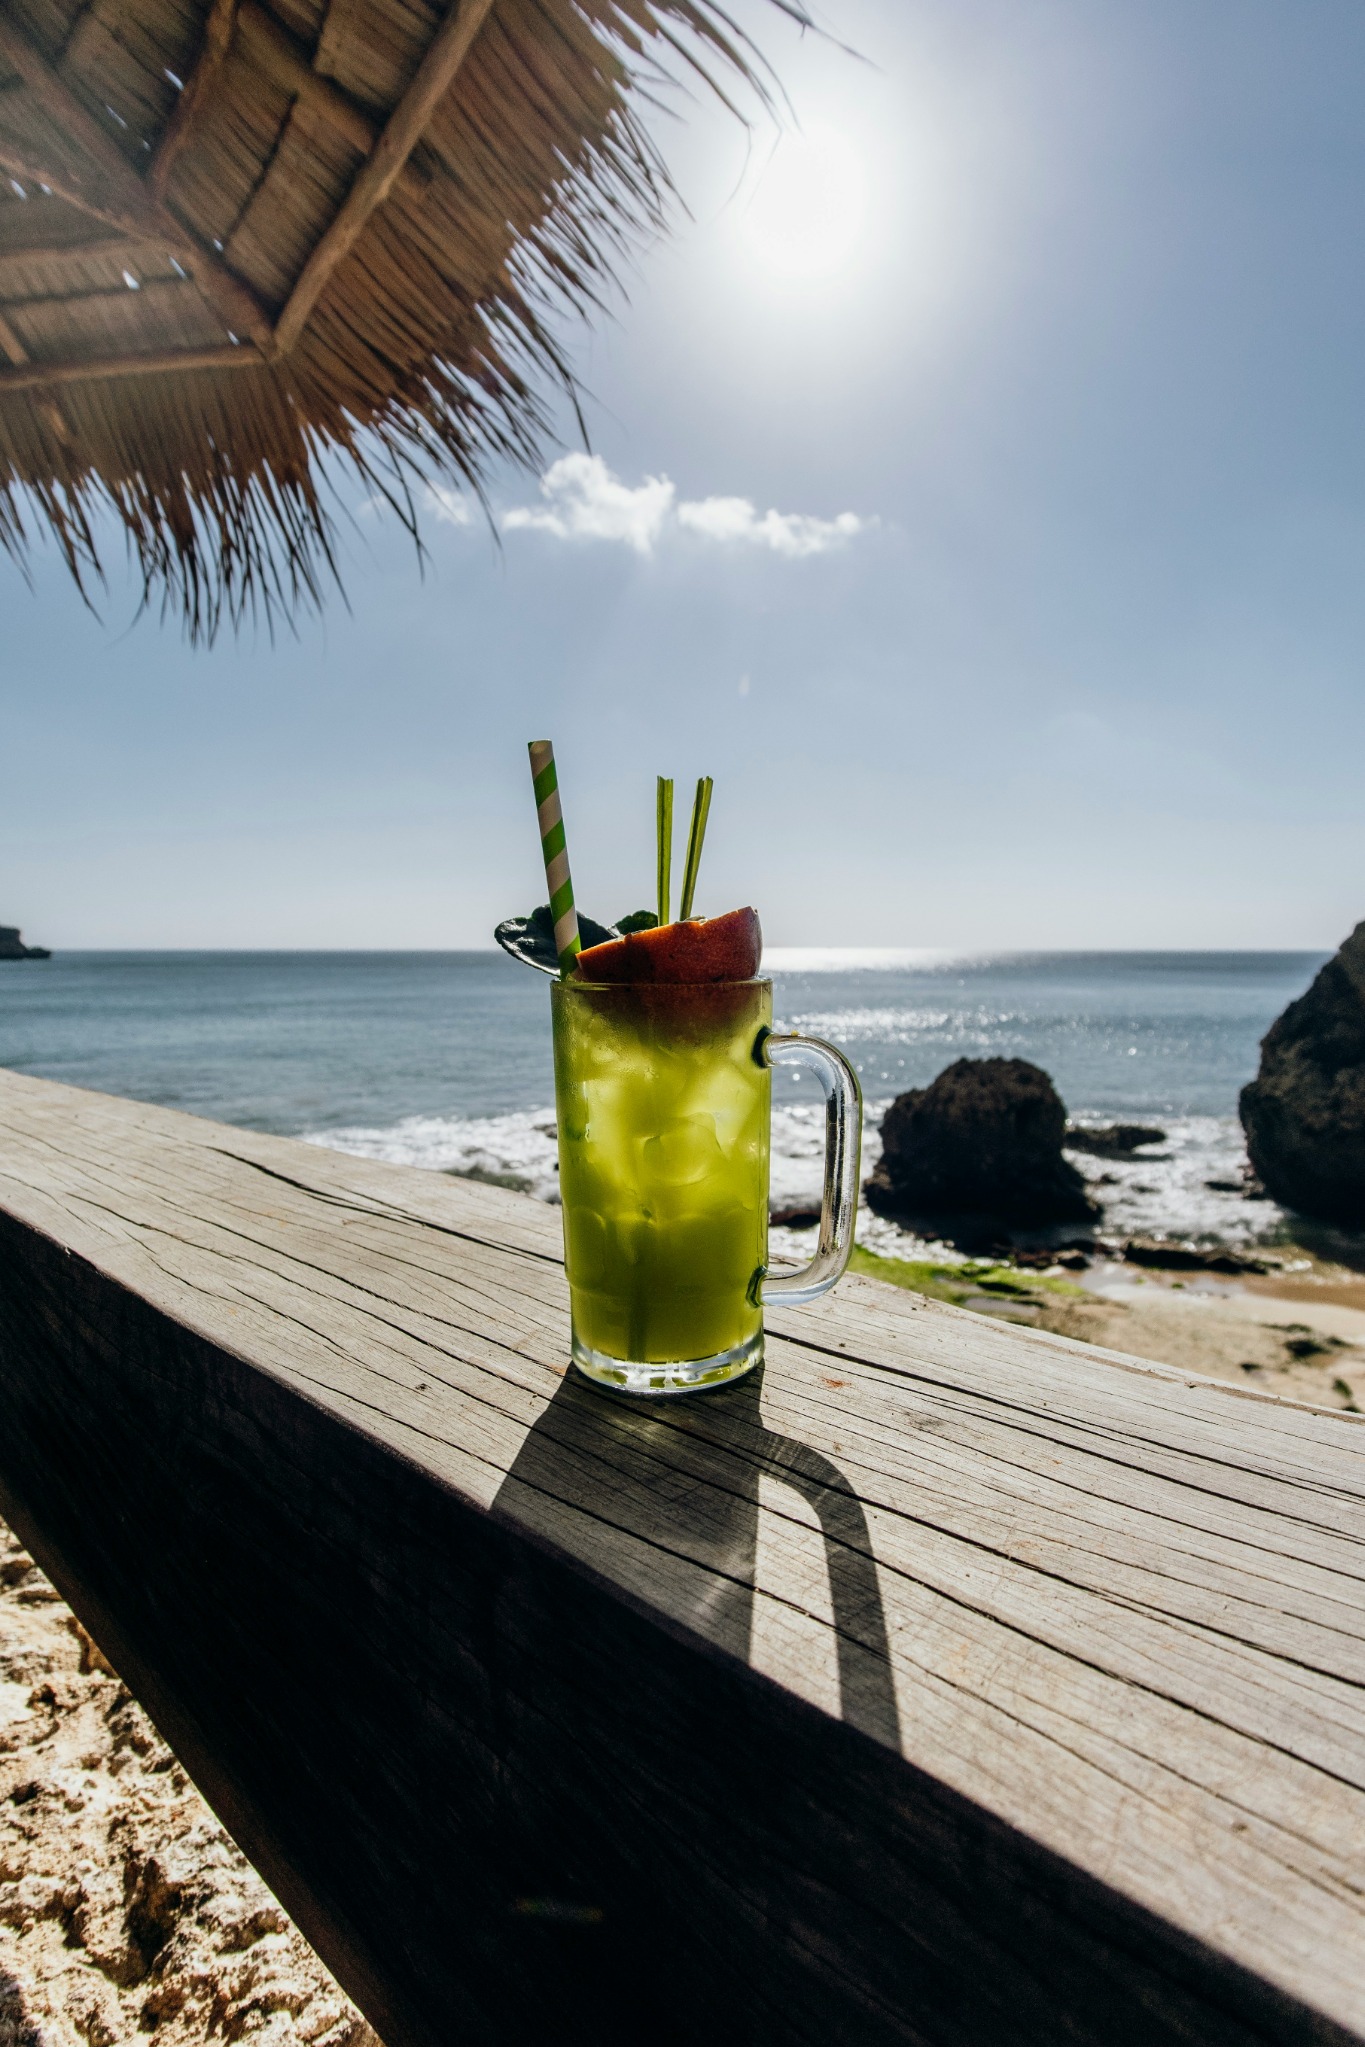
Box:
[677, 775, 713, 921]
[528, 741, 580, 974]
[656, 776, 674, 927]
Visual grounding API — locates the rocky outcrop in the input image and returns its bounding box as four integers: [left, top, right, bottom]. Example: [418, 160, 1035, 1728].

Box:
[1240, 921, 1365, 1225]
[865, 1057, 1098, 1232]
[0, 926, 50, 960]
[1064, 1123, 1166, 1157]
[1122, 1238, 1268, 1275]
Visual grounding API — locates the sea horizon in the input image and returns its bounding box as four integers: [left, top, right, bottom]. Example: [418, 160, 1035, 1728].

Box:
[0, 946, 1330, 1257]
[14, 944, 1334, 958]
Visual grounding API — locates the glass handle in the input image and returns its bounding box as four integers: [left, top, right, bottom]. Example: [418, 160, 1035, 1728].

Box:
[760, 1033, 863, 1307]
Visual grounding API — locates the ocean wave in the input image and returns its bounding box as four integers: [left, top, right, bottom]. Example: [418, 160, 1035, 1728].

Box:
[307, 1100, 850, 1212]
[308, 1107, 562, 1201]
[304, 1104, 1282, 1254]
[1066, 1114, 1280, 1249]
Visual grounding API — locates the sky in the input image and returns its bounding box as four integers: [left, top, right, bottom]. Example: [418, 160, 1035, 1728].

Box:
[3, 0, 1365, 950]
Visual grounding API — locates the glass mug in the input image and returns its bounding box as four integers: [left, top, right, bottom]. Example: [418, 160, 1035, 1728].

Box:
[551, 974, 861, 1395]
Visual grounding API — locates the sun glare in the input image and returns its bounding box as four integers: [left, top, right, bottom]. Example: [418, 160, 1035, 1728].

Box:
[738, 127, 869, 283]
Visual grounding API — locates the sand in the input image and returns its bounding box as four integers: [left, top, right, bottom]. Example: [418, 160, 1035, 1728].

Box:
[982, 1263, 1365, 1410]
[848, 1239, 1365, 1410]
[0, 1523, 379, 2047]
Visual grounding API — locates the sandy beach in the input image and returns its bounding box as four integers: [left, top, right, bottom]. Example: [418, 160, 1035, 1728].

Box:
[0, 1524, 376, 2047]
[850, 1243, 1365, 1410]
[1033, 1267, 1365, 1406]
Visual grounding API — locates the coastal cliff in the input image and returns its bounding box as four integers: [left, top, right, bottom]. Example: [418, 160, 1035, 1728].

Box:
[0, 926, 49, 960]
[1240, 921, 1365, 1225]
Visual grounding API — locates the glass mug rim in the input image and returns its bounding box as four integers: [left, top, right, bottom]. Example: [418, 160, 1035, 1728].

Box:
[562, 973, 771, 992]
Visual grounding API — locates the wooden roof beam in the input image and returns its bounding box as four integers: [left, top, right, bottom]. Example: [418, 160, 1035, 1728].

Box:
[0, 273, 77, 437]
[147, 0, 237, 201]
[235, 2, 428, 198]
[274, 0, 494, 353]
[0, 139, 152, 239]
[0, 233, 169, 290]
[0, 11, 275, 350]
[0, 339, 263, 391]
[0, 301, 26, 362]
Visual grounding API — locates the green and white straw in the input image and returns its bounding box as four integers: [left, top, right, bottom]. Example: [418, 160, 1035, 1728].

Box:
[528, 741, 581, 974]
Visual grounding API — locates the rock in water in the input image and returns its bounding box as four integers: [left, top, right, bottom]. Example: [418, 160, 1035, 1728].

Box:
[1240, 921, 1365, 1225]
[865, 1057, 1098, 1228]
[1063, 1123, 1166, 1157]
[0, 925, 50, 960]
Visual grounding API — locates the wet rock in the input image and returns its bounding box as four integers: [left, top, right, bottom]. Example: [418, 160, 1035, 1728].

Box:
[865, 1058, 1099, 1231]
[770, 1203, 821, 1229]
[1122, 1238, 1268, 1275]
[1063, 1123, 1166, 1157]
[1240, 921, 1365, 1225]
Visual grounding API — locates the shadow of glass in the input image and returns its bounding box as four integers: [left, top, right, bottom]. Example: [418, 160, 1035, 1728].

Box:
[466, 1367, 908, 2041]
[494, 1366, 900, 1751]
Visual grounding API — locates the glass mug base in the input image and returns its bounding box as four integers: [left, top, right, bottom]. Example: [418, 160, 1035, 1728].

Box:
[570, 1327, 764, 1398]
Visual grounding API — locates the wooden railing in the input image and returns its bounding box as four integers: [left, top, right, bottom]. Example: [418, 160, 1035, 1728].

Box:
[0, 1068, 1360, 2047]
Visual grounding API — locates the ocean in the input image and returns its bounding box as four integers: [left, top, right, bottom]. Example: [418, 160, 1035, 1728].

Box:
[0, 948, 1327, 1256]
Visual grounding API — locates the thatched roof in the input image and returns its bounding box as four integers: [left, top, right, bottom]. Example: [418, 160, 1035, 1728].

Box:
[0, 0, 799, 635]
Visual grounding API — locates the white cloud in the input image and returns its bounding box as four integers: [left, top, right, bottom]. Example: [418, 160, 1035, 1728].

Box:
[499, 456, 870, 559]
[502, 453, 674, 554]
[677, 496, 868, 557]
[425, 484, 474, 527]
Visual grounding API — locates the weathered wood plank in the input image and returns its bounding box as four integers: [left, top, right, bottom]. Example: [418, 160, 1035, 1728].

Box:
[0, 1067, 1361, 2047]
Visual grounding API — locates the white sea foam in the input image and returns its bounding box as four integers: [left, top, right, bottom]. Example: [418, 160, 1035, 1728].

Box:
[308, 1107, 562, 1201]
[305, 1104, 1283, 1256]
[307, 1100, 844, 1212]
[1065, 1114, 1277, 1249]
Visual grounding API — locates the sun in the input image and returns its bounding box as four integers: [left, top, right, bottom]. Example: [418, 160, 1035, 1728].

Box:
[737, 126, 869, 283]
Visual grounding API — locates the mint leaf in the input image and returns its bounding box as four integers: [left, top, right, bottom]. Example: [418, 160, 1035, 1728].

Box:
[495, 906, 616, 975]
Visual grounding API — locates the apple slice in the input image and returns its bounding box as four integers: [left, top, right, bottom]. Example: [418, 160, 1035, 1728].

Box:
[576, 906, 762, 983]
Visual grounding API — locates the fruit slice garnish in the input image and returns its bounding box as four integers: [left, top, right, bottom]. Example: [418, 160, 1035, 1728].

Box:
[575, 906, 761, 984]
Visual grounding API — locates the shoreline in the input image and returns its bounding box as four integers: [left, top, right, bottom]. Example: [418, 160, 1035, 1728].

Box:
[846, 1241, 1365, 1411]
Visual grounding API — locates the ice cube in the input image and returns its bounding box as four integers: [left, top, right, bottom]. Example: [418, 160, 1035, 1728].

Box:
[565, 1204, 609, 1286]
[640, 1113, 725, 1186]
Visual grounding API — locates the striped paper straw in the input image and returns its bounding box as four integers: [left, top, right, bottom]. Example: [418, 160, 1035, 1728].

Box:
[528, 741, 581, 974]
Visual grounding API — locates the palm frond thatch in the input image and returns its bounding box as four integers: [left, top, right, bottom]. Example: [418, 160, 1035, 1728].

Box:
[0, 0, 806, 638]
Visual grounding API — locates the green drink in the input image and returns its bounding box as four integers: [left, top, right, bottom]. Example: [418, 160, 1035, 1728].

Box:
[553, 977, 772, 1388]
[506, 743, 861, 1397]
[552, 974, 861, 1396]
